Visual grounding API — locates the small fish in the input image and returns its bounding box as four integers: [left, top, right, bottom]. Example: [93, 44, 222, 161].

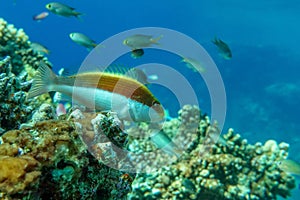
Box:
[69, 32, 97, 50]
[126, 68, 158, 84]
[30, 42, 50, 55]
[56, 103, 66, 116]
[123, 34, 162, 50]
[279, 159, 300, 175]
[212, 37, 232, 60]
[131, 48, 144, 59]
[33, 11, 49, 21]
[181, 57, 206, 73]
[150, 130, 181, 158]
[45, 2, 83, 18]
[27, 63, 165, 123]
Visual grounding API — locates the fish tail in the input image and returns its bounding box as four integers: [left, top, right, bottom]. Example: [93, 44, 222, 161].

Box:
[26, 62, 57, 100]
[151, 35, 163, 44]
[211, 36, 217, 44]
[74, 12, 84, 20]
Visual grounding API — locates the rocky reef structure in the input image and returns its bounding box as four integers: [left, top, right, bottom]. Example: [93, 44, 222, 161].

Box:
[126, 105, 296, 200]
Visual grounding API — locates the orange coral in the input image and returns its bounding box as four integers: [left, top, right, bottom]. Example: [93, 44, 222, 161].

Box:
[0, 155, 40, 194]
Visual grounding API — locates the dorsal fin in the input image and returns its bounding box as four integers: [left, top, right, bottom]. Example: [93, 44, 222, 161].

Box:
[103, 64, 149, 85]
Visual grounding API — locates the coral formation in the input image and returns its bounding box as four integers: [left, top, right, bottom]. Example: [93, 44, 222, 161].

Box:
[126, 105, 296, 200]
[0, 155, 40, 195]
[74, 110, 130, 170]
[0, 18, 51, 75]
[0, 56, 34, 132]
[0, 17, 53, 133]
[0, 17, 296, 200]
[0, 107, 133, 199]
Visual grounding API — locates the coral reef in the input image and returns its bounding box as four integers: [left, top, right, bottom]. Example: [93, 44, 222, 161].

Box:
[0, 17, 296, 200]
[0, 56, 34, 133]
[0, 17, 53, 133]
[126, 105, 296, 200]
[0, 18, 51, 75]
[0, 107, 133, 199]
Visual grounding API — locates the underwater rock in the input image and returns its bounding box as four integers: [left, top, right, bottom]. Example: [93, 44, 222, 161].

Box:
[127, 105, 296, 200]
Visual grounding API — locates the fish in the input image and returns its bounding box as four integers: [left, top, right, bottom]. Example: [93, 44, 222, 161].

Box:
[131, 48, 144, 59]
[123, 34, 162, 50]
[279, 159, 300, 175]
[126, 68, 159, 84]
[150, 130, 182, 158]
[212, 37, 232, 60]
[30, 42, 50, 55]
[56, 103, 67, 116]
[45, 2, 83, 18]
[33, 11, 49, 21]
[69, 32, 97, 50]
[27, 63, 165, 123]
[181, 57, 206, 73]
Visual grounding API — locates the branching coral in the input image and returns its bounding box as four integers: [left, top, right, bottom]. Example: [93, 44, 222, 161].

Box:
[0, 56, 34, 132]
[0, 17, 54, 133]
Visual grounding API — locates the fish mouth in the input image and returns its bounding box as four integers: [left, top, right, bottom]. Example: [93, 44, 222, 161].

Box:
[123, 39, 129, 45]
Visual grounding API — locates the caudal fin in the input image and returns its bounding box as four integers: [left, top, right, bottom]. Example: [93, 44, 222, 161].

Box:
[26, 62, 57, 100]
[74, 12, 84, 21]
[151, 35, 163, 45]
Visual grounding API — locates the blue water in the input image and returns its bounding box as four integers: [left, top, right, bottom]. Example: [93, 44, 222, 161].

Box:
[1, 0, 300, 198]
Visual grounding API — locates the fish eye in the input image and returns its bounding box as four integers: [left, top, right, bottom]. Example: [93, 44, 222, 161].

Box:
[47, 4, 51, 8]
[152, 100, 159, 106]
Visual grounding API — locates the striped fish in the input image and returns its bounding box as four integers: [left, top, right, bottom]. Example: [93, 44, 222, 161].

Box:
[27, 63, 165, 122]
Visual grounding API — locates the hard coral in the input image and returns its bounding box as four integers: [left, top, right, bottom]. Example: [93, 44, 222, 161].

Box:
[0, 56, 34, 132]
[0, 108, 134, 199]
[0, 18, 51, 75]
[127, 105, 296, 200]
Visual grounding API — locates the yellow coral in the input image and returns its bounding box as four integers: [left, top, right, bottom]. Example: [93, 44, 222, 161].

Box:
[0, 156, 40, 194]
